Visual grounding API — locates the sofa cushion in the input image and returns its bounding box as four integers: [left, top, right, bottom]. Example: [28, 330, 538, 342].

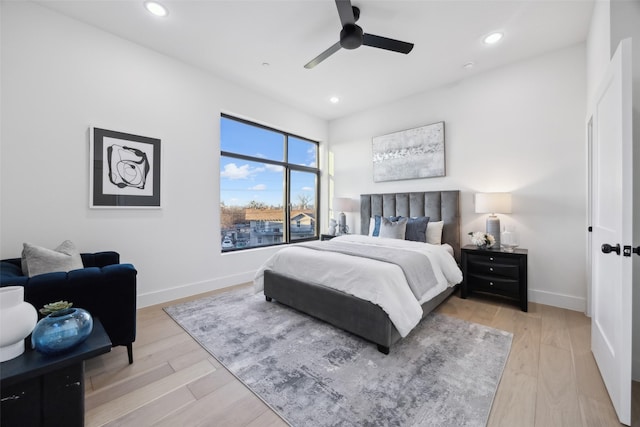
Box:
[22, 240, 84, 277]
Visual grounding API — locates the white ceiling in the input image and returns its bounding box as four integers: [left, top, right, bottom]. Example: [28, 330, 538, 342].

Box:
[36, 0, 595, 121]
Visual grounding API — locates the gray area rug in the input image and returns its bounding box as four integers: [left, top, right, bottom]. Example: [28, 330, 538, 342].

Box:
[164, 287, 512, 427]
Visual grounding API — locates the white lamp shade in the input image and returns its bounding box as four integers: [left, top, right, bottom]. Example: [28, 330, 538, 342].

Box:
[475, 193, 512, 214]
[333, 197, 352, 212]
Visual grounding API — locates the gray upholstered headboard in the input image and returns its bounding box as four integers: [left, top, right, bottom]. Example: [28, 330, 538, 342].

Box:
[360, 191, 461, 263]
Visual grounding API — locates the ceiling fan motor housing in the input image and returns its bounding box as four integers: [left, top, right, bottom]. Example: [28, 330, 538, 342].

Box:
[340, 24, 363, 49]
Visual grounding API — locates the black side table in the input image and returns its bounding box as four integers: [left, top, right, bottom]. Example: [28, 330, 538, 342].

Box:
[1, 319, 112, 427]
[460, 245, 528, 311]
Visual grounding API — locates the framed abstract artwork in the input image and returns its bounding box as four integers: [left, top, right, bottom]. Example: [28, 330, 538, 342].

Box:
[89, 127, 162, 208]
[372, 121, 445, 182]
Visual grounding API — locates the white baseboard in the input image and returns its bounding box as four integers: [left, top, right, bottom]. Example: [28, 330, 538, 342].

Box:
[528, 288, 587, 313]
[137, 271, 256, 308]
[138, 278, 588, 314]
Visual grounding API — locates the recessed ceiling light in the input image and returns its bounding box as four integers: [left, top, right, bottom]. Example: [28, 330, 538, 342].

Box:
[144, 1, 168, 17]
[463, 62, 475, 69]
[483, 32, 503, 44]
[330, 96, 340, 104]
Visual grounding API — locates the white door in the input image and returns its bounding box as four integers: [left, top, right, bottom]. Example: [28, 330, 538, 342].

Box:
[590, 38, 633, 426]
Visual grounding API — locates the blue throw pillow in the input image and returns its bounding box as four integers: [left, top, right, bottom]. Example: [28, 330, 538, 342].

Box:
[369, 215, 382, 237]
[390, 216, 430, 242]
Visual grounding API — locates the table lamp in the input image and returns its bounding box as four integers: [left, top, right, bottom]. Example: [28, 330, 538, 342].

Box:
[333, 197, 352, 235]
[475, 193, 512, 248]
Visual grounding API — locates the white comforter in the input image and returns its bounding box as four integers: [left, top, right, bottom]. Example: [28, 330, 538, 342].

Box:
[253, 235, 463, 337]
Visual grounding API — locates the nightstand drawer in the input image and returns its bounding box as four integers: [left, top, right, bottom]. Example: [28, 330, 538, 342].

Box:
[468, 274, 519, 296]
[467, 260, 519, 278]
[466, 253, 518, 266]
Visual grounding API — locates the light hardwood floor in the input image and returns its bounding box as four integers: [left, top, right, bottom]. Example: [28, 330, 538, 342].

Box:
[84, 285, 624, 426]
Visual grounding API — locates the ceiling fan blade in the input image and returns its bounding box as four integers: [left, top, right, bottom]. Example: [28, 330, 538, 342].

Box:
[304, 41, 342, 69]
[363, 33, 414, 54]
[335, 0, 355, 27]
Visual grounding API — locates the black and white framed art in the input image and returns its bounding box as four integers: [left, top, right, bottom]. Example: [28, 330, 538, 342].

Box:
[90, 127, 161, 208]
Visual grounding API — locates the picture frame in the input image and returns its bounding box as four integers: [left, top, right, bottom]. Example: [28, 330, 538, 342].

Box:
[372, 121, 445, 182]
[89, 127, 162, 208]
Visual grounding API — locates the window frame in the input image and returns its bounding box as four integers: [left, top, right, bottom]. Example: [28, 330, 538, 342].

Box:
[220, 113, 320, 252]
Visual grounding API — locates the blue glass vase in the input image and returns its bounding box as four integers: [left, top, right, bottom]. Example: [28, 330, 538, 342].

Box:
[31, 308, 93, 354]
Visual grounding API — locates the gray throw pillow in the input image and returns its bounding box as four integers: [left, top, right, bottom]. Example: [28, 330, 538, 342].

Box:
[391, 216, 430, 242]
[21, 240, 84, 277]
[379, 217, 408, 239]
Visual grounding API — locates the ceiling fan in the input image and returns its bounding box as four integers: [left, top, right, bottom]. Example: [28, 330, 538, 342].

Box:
[304, 0, 414, 69]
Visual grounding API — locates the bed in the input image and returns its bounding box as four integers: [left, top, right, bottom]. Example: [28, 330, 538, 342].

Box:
[254, 190, 462, 354]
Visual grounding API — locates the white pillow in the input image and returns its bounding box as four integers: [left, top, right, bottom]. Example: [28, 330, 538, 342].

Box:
[21, 240, 84, 277]
[426, 221, 444, 245]
[379, 217, 407, 239]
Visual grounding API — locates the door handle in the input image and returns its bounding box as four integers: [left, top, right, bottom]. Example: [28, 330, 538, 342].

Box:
[633, 246, 640, 256]
[601, 243, 621, 255]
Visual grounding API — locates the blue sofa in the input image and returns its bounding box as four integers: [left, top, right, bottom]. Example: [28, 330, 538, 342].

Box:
[0, 251, 137, 364]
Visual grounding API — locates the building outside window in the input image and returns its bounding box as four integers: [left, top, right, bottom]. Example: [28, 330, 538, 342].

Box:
[220, 114, 319, 252]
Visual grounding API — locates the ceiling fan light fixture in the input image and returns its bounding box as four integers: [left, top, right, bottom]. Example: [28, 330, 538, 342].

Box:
[144, 1, 168, 17]
[483, 32, 503, 44]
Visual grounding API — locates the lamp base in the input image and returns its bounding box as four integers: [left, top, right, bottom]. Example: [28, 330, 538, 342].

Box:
[338, 212, 347, 235]
[486, 215, 501, 249]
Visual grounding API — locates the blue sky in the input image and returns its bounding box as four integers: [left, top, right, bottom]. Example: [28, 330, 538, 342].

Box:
[220, 117, 317, 208]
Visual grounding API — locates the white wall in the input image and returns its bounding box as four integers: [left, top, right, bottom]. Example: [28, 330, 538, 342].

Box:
[586, 0, 610, 105]
[0, 2, 328, 307]
[329, 44, 588, 311]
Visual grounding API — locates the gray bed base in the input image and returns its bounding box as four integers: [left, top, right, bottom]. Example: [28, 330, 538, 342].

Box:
[264, 270, 457, 354]
[264, 190, 461, 354]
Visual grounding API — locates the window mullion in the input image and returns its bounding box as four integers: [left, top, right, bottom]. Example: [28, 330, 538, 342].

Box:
[284, 166, 291, 243]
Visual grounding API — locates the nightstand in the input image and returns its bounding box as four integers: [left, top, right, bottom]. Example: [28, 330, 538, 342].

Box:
[320, 234, 336, 241]
[460, 245, 528, 311]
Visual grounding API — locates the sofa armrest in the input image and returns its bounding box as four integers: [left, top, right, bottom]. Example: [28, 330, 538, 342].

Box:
[1, 261, 26, 286]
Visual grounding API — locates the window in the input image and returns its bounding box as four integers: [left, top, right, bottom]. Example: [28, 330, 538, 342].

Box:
[220, 114, 319, 252]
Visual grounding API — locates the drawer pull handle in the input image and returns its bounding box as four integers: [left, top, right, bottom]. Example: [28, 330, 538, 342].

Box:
[489, 267, 494, 272]
[489, 257, 494, 261]
[489, 282, 494, 286]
